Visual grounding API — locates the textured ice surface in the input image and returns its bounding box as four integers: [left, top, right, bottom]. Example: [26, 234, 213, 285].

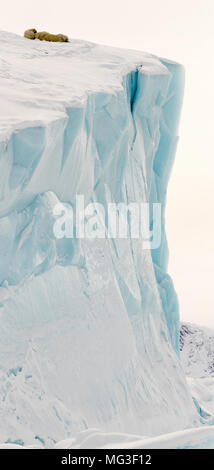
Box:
[180, 322, 214, 378]
[180, 323, 214, 425]
[0, 31, 198, 446]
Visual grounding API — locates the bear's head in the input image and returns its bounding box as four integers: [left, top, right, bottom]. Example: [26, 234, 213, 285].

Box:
[24, 29, 37, 40]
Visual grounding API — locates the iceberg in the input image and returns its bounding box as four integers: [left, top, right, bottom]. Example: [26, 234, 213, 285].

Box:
[0, 31, 198, 446]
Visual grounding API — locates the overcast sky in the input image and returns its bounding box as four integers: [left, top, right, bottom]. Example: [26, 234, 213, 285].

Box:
[1, 0, 214, 327]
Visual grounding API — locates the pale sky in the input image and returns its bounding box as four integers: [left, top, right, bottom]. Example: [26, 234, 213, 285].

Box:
[1, 0, 214, 326]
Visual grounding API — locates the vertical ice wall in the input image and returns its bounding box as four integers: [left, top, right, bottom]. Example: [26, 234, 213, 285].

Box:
[0, 32, 198, 446]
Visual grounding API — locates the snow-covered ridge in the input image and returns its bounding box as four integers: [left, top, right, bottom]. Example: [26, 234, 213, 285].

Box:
[180, 322, 214, 429]
[0, 31, 198, 447]
[180, 322, 214, 378]
[0, 30, 168, 140]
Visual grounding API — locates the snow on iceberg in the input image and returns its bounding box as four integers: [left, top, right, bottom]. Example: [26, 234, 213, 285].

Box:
[0, 31, 198, 446]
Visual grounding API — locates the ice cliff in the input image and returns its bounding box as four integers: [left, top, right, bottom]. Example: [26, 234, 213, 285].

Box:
[0, 31, 198, 446]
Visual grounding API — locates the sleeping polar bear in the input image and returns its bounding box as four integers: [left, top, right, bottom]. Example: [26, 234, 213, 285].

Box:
[24, 28, 69, 42]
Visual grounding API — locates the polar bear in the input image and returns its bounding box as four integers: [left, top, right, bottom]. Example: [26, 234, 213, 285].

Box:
[24, 29, 69, 42]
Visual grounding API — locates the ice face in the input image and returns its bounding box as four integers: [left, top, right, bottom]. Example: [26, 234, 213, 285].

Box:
[0, 32, 198, 446]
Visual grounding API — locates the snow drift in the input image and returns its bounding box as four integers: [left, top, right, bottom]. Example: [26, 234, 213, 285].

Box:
[0, 31, 198, 447]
